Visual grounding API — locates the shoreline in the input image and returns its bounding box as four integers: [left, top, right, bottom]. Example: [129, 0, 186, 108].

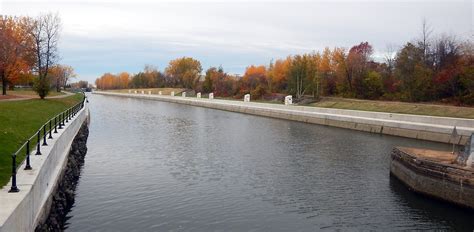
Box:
[0, 104, 89, 232]
[93, 91, 474, 145]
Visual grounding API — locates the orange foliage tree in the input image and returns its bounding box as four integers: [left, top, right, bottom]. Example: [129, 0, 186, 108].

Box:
[0, 16, 34, 95]
[241, 65, 267, 98]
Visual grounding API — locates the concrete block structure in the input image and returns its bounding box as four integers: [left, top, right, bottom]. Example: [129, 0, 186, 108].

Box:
[390, 147, 474, 209]
[285, 95, 292, 105]
[171, 91, 175, 96]
[209, 93, 214, 100]
[182, 92, 186, 97]
[197, 93, 201, 98]
[244, 94, 250, 102]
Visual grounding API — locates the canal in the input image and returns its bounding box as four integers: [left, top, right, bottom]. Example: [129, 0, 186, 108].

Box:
[65, 94, 474, 231]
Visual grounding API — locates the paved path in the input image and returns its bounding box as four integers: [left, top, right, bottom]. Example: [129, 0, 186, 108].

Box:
[0, 91, 74, 102]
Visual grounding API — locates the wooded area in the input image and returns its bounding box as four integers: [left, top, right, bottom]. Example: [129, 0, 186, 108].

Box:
[96, 27, 473, 105]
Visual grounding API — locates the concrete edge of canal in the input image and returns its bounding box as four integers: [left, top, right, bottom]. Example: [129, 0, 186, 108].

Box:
[390, 146, 474, 209]
[0, 105, 90, 232]
[93, 91, 474, 145]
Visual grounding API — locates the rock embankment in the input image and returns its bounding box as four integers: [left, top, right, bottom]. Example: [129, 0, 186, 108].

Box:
[35, 122, 89, 231]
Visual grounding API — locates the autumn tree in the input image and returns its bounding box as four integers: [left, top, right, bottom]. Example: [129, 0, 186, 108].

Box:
[266, 57, 291, 93]
[118, 72, 130, 89]
[287, 55, 310, 99]
[241, 65, 267, 98]
[395, 42, 433, 101]
[203, 67, 218, 93]
[346, 42, 374, 97]
[165, 57, 202, 89]
[49, 64, 75, 92]
[30, 13, 61, 99]
[0, 16, 34, 95]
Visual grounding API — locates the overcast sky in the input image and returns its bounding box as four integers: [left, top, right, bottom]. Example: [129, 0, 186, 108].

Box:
[1, 0, 472, 83]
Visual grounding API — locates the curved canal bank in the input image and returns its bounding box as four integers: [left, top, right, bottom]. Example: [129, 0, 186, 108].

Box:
[0, 105, 89, 232]
[390, 146, 474, 209]
[66, 94, 474, 231]
[94, 91, 474, 145]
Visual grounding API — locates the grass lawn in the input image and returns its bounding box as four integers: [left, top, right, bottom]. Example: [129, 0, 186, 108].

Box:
[310, 97, 474, 119]
[0, 93, 84, 188]
[10, 89, 65, 97]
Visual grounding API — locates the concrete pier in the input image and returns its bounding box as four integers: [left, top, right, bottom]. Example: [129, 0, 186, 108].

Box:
[390, 147, 474, 209]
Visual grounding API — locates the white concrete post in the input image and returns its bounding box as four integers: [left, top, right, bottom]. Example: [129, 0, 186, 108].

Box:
[209, 93, 214, 100]
[134, 90, 137, 94]
[285, 95, 293, 105]
[197, 92, 201, 98]
[467, 134, 474, 167]
[182, 92, 186, 97]
[158, 91, 162, 95]
[244, 94, 250, 102]
[148, 91, 151, 95]
[141, 90, 145, 94]
[171, 91, 175, 96]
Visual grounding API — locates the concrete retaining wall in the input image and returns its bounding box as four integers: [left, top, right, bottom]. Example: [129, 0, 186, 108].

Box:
[390, 148, 474, 209]
[0, 106, 89, 232]
[94, 91, 474, 145]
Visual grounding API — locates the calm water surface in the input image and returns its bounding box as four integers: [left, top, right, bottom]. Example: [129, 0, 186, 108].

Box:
[66, 94, 474, 231]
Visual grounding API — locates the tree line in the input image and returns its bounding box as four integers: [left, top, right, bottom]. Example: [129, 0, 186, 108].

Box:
[96, 24, 473, 105]
[0, 14, 76, 98]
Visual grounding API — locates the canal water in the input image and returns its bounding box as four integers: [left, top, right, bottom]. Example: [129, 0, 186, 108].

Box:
[66, 94, 474, 231]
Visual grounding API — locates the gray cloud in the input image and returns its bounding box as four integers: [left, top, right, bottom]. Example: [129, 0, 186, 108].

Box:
[2, 0, 471, 83]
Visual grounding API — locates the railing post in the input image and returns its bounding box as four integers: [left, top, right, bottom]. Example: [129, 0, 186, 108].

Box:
[65, 111, 69, 123]
[35, 130, 42, 155]
[42, 125, 48, 146]
[48, 120, 53, 139]
[8, 154, 19, 193]
[24, 140, 32, 170]
[54, 116, 58, 133]
[59, 114, 63, 129]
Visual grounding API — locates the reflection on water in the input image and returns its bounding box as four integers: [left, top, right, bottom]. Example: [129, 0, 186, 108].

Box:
[65, 94, 474, 231]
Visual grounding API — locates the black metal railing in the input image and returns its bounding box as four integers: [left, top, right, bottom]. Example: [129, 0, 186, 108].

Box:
[8, 93, 87, 193]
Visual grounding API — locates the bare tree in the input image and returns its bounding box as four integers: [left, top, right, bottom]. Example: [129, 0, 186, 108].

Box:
[420, 18, 433, 63]
[30, 13, 61, 99]
[384, 44, 396, 75]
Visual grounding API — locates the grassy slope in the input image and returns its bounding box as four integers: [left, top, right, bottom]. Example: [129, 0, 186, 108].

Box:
[310, 97, 474, 119]
[0, 94, 84, 188]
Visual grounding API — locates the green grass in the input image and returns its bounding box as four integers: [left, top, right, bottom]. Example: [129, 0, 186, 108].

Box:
[10, 89, 65, 97]
[0, 94, 84, 188]
[310, 97, 474, 119]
